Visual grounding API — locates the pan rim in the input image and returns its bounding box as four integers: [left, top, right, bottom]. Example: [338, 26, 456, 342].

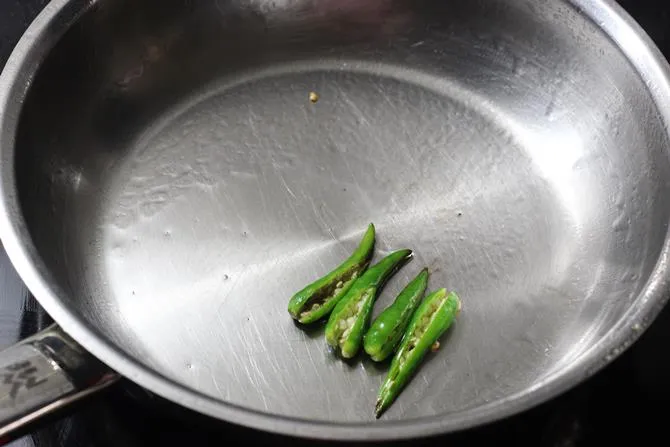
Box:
[0, 0, 669, 440]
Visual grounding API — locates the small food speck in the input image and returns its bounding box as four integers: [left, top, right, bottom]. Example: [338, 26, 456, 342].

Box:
[309, 91, 320, 103]
[431, 341, 440, 352]
[144, 45, 161, 62]
[456, 211, 463, 217]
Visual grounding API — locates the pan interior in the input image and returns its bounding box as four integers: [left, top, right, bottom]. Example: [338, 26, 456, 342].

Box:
[9, 0, 670, 424]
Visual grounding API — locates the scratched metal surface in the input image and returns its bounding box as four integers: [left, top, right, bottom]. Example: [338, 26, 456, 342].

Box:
[1, 0, 670, 440]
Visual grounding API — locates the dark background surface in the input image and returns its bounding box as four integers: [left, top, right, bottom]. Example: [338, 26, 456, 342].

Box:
[1, 0, 669, 445]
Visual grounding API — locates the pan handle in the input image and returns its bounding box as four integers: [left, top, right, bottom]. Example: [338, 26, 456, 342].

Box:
[0, 324, 119, 442]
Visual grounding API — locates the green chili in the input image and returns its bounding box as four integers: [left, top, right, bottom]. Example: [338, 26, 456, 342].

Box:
[375, 289, 461, 418]
[363, 268, 429, 362]
[325, 249, 413, 359]
[288, 223, 375, 324]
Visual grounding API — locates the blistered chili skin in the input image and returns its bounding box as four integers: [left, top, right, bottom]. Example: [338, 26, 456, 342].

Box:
[375, 289, 461, 418]
[364, 268, 429, 362]
[287, 223, 376, 324]
[325, 249, 413, 358]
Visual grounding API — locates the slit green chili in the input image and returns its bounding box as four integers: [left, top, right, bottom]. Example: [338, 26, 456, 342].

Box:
[325, 249, 413, 359]
[363, 268, 429, 362]
[287, 223, 375, 324]
[375, 289, 461, 418]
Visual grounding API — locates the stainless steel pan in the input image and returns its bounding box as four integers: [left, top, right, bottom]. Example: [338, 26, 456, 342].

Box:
[1, 0, 669, 441]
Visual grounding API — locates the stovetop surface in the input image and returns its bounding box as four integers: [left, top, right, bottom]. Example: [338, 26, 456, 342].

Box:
[1, 1, 669, 445]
